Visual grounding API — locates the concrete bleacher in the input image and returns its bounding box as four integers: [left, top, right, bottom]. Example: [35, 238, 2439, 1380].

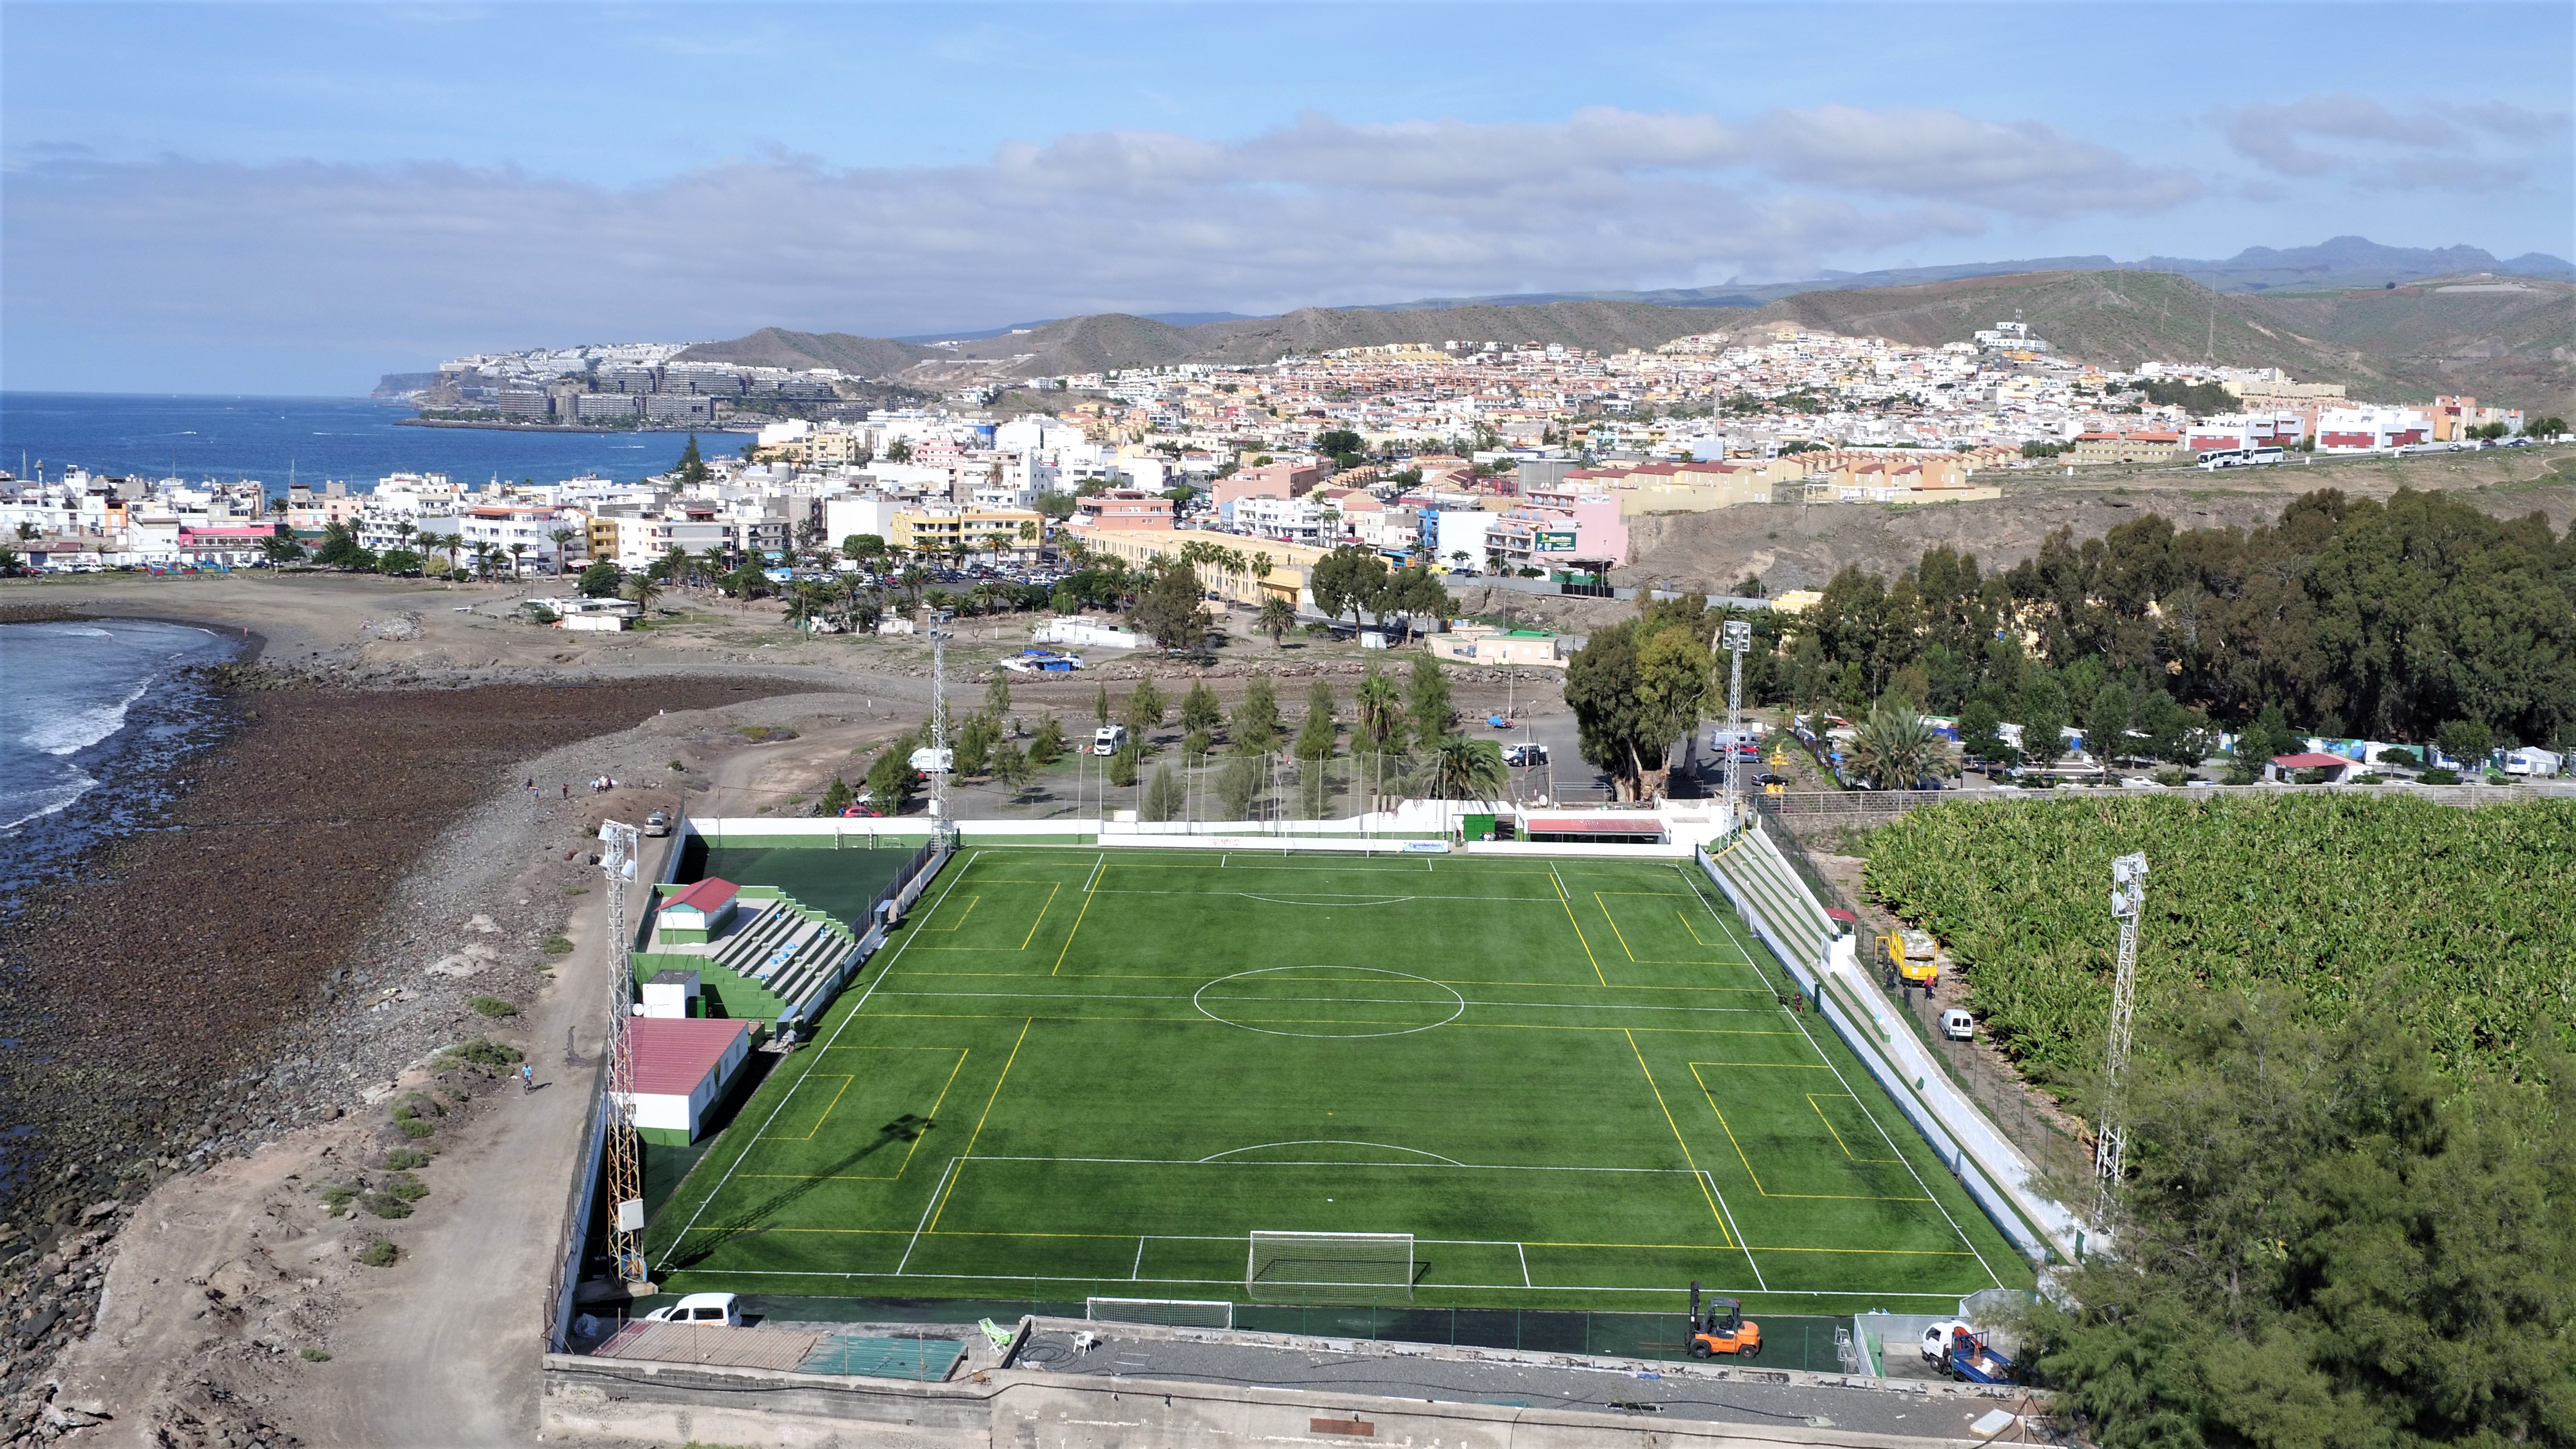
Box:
[636, 886, 859, 1030]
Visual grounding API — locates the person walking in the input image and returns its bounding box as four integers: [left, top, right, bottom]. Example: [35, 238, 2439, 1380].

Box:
[520, 1063, 536, 1093]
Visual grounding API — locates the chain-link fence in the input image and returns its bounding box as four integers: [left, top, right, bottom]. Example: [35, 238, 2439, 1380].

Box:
[1050, 749, 1530, 827]
[654, 1294, 1862, 1372]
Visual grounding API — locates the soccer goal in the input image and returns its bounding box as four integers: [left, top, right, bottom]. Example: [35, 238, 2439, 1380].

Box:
[1085, 1297, 1235, 1329]
[1247, 1231, 1416, 1304]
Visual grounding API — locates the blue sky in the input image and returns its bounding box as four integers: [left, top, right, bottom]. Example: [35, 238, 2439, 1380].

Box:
[4, 2, 2569, 393]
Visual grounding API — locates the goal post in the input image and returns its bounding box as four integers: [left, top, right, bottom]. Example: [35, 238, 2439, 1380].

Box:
[1085, 1297, 1235, 1329]
[1247, 1231, 1415, 1304]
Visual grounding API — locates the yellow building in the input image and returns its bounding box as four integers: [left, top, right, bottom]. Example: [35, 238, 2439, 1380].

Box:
[889, 506, 1046, 558]
[1077, 529, 1341, 607]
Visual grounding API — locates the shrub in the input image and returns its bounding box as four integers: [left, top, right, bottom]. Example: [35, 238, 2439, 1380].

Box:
[2152, 767, 2193, 787]
[442, 1038, 523, 1071]
[380, 1148, 430, 1171]
[2421, 766, 2461, 784]
[359, 1192, 413, 1219]
[383, 1171, 428, 1202]
[299, 1347, 332, 1362]
[395, 1117, 435, 1139]
[539, 935, 575, 955]
[356, 1239, 398, 1267]
[316, 1184, 358, 1216]
[669, 759, 685, 771]
[470, 996, 518, 1018]
[560, 885, 589, 896]
[736, 724, 772, 741]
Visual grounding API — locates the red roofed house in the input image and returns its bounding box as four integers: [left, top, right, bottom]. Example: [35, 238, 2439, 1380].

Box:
[617, 1016, 754, 1144]
[657, 877, 740, 944]
[2267, 752, 2353, 783]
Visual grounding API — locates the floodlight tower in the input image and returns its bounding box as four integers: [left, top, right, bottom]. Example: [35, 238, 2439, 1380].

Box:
[597, 818, 649, 1285]
[1718, 619, 1753, 830]
[926, 612, 952, 831]
[2094, 852, 2148, 1226]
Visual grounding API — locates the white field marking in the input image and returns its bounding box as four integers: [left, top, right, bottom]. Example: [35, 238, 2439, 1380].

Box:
[1687, 883, 2005, 1290]
[1518, 1242, 1532, 1288]
[964, 1153, 1714, 1176]
[1088, 888, 1561, 903]
[1701, 1171, 1767, 1291]
[1132, 1237, 1147, 1279]
[1082, 852, 1106, 892]
[684, 1266, 1977, 1301]
[896, 1156, 964, 1275]
[878, 987, 1774, 1017]
[1194, 966, 1467, 1039]
[1196, 1140, 1467, 1166]
[665, 848, 983, 1253]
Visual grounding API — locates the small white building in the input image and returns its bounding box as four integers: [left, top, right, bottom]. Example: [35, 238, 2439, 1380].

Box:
[617, 1016, 752, 1144]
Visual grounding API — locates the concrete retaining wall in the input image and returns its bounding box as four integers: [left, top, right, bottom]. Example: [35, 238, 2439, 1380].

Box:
[541, 1354, 1988, 1449]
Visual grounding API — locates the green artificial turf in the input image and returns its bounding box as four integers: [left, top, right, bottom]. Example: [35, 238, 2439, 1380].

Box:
[644, 847, 2033, 1315]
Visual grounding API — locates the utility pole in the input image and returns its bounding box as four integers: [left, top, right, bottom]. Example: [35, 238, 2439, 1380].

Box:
[598, 818, 648, 1285]
[1718, 619, 1752, 830]
[2095, 852, 2148, 1228]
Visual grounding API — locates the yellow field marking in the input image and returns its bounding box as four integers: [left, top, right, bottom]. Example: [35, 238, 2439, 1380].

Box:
[1622, 1029, 1731, 1245]
[1687, 1064, 1928, 1201]
[1019, 880, 1063, 950]
[1745, 1244, 1980, 1257]
[759, 1075, 854, 1142]
[1593, 893, 1641, 962]
[920, 895, 981, 932]
[1551, 865, 1607, 986]
[1808, 1093, 1901, 1164]
[1689, 1060, 1839, 1070]
[1050, 858, 1106, 977]
[927, 1018, 1031, 1232]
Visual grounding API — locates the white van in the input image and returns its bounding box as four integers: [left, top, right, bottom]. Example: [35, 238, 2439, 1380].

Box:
[1092, 724, 1129, 756]
[642, 1292, 741, 1327]
[1940, 1008, 1975, 1041]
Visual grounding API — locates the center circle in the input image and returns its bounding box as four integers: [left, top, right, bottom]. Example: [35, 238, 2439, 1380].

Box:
[1194, 965, 1466, 1039]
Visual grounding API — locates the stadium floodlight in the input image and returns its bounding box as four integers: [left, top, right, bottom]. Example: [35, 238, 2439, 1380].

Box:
[1718, 619, 1753, 831]
[1086, 1298, 1235, 1329]
[1247, 1231, 1415, 1304]
[2094, 852, 2148, 1230]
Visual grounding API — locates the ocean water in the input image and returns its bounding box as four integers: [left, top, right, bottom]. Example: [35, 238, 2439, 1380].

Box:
[0, 392, 745, 490]
[0, 620, 244, 874]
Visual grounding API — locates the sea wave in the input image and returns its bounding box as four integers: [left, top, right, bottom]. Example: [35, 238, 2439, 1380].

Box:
[0, 766, 94, 834]
[21, 679, 154, 756]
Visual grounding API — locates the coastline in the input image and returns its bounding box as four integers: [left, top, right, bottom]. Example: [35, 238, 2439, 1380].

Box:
[0, 656, 839, 1437]
[395, 416, 759, 435]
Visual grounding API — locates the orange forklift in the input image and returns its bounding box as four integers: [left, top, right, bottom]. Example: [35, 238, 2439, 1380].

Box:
[1685, 1281, 1762, 1358]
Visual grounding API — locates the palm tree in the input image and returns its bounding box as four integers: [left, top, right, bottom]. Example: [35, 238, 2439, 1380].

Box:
[392, 520, 417, 555]
[1258, 595, 1296, 647]
[1355, 667, 1407, 751]
[698, 545, 730, 590]
[625, 570, 661, 614]
[508, 542, 529, 577]
[548, 527, 577, 576]
[1017, 519, 1039, 560]
[469, 541, 494, 580]
[1426, 736, 1507, 801]
[1848, 699, 1946, 790]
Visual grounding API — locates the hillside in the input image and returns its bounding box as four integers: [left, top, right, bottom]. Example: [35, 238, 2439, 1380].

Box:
[670, 266, 2570, 413]
[1715, 269, 2573, 413]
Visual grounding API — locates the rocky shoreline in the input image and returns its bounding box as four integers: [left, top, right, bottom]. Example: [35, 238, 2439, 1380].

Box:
[0, 661, 830, 1443]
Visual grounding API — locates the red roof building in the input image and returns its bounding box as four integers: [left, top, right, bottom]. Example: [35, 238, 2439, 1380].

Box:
[621, 1017, 753, 1143]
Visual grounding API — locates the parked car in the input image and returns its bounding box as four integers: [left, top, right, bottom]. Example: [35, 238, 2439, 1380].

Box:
[1092, 724, 1129, 756]
[1503, 742, 1549, 768]
[642, 810, 672, 837]
[642, 1292, 741, 1327]
[1940, 1008, 1975, 1041]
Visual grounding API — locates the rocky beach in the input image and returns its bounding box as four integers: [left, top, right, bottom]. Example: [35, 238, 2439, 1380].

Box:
[0, 613, 839, 1442]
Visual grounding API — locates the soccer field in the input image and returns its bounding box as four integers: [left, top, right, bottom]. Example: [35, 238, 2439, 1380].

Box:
[644, 846, 2032, 1312]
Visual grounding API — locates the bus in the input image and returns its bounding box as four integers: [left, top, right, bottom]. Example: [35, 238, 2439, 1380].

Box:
[2197, 446, 2286, 470]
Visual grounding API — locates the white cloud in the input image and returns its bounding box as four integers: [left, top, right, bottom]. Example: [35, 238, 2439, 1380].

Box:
[3, 105, 2192, 385]
[2223, 93, 2553, 190]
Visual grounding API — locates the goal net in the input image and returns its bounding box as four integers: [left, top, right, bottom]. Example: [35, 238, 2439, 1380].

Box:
[1085, 1297, 1235, 1329]
[1247, 1231, 1415, 1304]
